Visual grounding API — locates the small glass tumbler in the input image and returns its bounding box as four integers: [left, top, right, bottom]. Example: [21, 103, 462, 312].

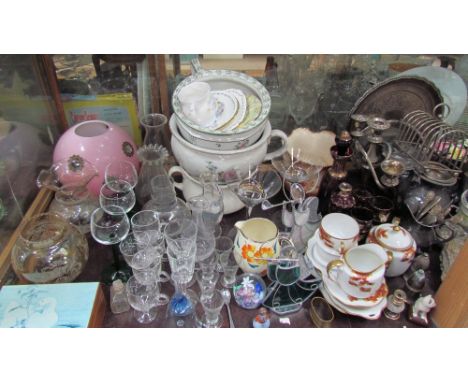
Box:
[133, 256, 170, 285]
[219, 251, 239, 288]
[200, 289, 224, 327]
[215, 236, 234, 272]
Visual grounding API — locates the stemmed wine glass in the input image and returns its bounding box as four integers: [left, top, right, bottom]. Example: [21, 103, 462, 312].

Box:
[100, 180, 136, 214]
[236, 178, 266, 218]
[90, 206, 131, 283]
[105, 160, 138, 190]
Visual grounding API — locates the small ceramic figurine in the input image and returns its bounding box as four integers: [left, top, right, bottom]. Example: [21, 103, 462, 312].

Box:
[252, 307, 271, 328]
[408, 295, 436, 327]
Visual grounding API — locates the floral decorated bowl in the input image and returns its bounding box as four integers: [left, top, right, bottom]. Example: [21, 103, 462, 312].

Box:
[170, 115, 287, 180]
[232, 273, 267, 309]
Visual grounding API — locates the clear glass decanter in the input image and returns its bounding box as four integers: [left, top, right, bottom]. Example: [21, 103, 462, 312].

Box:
[134, 144, 168, 205]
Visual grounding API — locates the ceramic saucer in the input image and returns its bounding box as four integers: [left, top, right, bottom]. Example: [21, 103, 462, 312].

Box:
[218, 89, 247, 131]
[323, 275, 388, 309]
[321, 283, 387, 320]
[201, 91, 238, 131]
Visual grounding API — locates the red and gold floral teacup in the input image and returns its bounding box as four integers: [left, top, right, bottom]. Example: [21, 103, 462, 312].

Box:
[326, 244, 387, 299]
[319, 213, 360, 255]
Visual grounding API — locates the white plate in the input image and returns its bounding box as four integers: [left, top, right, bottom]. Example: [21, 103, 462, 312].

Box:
[397, 66, 467, 125]
[202, 91, 238, 131]
[218, 89, 247, 131]
[320, 283, 386, 320]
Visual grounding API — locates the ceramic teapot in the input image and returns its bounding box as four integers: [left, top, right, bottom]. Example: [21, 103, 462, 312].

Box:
[233, 218, 281, 276]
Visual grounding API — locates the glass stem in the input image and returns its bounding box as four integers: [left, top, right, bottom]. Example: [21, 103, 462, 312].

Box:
[112, 245, 121, 270]
[247, 206, 253, 218]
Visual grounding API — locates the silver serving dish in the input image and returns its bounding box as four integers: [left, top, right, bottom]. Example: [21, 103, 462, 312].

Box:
[172, 59, 271, 136]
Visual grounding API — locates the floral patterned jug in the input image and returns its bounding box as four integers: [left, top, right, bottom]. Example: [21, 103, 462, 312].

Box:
[233, 218, 280, 276]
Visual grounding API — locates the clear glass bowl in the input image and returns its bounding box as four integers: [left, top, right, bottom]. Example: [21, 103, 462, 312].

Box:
[11, 213, 89, 283]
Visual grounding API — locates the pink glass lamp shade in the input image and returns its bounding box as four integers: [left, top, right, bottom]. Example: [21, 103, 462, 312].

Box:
[53, 120, 140, 196]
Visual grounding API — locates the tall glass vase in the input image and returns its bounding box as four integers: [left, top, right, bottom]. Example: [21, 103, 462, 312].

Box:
[140, 113, 168, 147]
[134, 144, 168, 205]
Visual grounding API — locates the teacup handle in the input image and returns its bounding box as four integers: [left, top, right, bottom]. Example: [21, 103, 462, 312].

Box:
[327, 259, 343, 282]
[264, 129, 288, 161]
[168, 166, 186, 191]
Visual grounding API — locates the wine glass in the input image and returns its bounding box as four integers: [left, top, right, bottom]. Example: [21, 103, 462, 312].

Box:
[236, 178, 266, 218]
[126, 275, 168, 324]
[100, 180, 136, 214]
[90, 206, 131, 283]
[105, 160, 138, 190]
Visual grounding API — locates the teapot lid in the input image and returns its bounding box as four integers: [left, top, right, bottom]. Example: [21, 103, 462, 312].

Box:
[373, 218, 414, 251]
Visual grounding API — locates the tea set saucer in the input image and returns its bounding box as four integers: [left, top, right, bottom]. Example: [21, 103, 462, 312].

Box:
[218, 89, 247, 132]
[202, 90, 238, 131]
[320, 283, 387, 320]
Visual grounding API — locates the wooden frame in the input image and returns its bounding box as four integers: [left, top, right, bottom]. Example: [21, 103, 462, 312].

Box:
[0, 188, 54, 285]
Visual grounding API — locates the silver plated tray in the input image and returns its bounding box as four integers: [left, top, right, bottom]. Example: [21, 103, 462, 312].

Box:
[348, 76, 444, 129]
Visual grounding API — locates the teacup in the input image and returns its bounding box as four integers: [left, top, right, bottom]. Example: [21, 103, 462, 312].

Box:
[177, 81, 215, 127]
[326, 244, 387, 299]
[318, 213, 359, 255]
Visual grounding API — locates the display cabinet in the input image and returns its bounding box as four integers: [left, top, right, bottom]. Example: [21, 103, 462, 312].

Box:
[0, 54, 467, 327]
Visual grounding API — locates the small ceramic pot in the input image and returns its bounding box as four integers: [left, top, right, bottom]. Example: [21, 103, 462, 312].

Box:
[170, 115, 287, 180]
[53, 120, 140, 196]
[167, 166, 244, 214]
[176, 114, 266, 151]
[326, 244, 387, 299]
[318, 213, 360, 255]
[233, 218, 280, 276]
[366, 219, 417, 277]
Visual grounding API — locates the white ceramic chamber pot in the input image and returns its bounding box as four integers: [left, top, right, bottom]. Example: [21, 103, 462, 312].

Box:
[366, 218, 417, 277]
[168, 166, 244, 214]
[170, 115, 287, 179]
[319, 213, 360, 255]
[326, 244, 387, 299]
[177, 81, 215, 127]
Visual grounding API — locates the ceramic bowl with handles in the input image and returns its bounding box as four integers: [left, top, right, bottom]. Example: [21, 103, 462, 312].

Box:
[168, 165, 244, 214]
[169, 115, 287, 180]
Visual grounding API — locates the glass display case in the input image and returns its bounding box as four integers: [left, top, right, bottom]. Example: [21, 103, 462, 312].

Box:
[0, 53, 467, 327]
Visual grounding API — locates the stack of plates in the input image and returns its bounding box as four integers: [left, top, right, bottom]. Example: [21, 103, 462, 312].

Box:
[305, 231, 387, 320]
[172, 68, 271, 151]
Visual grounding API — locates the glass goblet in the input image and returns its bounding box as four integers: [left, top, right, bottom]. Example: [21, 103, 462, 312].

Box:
[126, 275, 168, 324]
[105, 160, 138, 190]
[119, 231, 153, 270]
[131, 209, 161, 246]
[200, 289, 224, 328]
[236, 178, 266, 217]
[100, 180, 136, 214]
[215, 236, 234, 272]
[164, 218, 198, 254]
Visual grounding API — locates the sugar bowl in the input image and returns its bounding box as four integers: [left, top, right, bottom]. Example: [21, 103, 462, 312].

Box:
[366, 217, 417, 277]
